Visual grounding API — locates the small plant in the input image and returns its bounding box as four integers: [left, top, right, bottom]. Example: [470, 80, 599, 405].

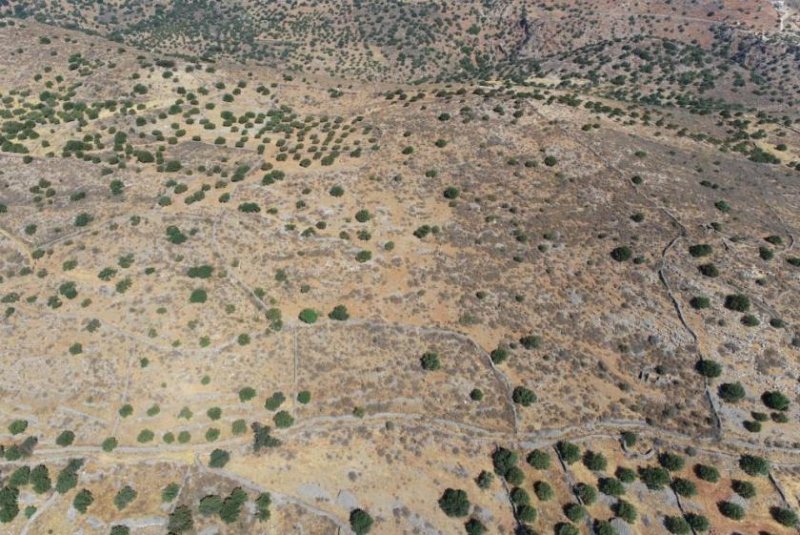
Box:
[273, 410, 294, 428]
[556, 441, 580, 464]
[724, 294, 750, 312]
[512, 386, 536, 406]
[688, 244, 712, 257]
[297, 308, 318, 324]
[762, 390, 789, 411]
[533, 481, 553, 501]
[114, 486, 137, 510]
[658, 452, 685, 472]
[526, 449, 550, 469]
[718, 382, 746, 403]
[438, 488, 470, 517]
[664, 515, 690, 534]
[350, 508, 374, 534]
[695, 359, 721, 378]
[209, 448, 230, 468]
[718, 500, 745, 520]
[731, 480, 756, 499]
[610, 246, 632, 262]
[328, 305, 349, 321]
[771, 506, 799, 527]
[443, 187, 460, 199]
[420, 352, 441, 371]
[694, 464, 720, 482]
[739, 454, 769, 476]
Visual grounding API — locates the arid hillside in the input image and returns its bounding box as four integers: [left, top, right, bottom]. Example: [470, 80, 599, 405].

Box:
[0, 4, 799, 535]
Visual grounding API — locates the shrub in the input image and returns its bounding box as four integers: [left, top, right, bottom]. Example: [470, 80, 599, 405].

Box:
[516, 504, 537, 522]
[209, 449, 230, 468]
[31, 465, 51, 494]
[695, 359, 721, 378]
[554, 523, 579, 535]
[688, 244, 712, 257]
[684, 513, 709, 532]
[664, 515, 690, 534]
[114, 486, 137, 510]
[533, 481, 553, 501]
[715, 200, 731, 213]
[694, 464, 719, 482]
[594, 520, 616, 535]
[239, 387, 256, 402]
[187, 265, 213, 278]
[512, 386, 536, 406]
[438, 488, 470, 517]
[264, 392, 285, 411]
[718, 382, 746, 403]
[238, 202, 260, 213]
[355, 250, 372, 262]
[638, 466, 670, 490]
[698, 263, 719, 277]
[739, 454, 769, 476]
[490, 348, 509, 364]
[510, 487, 530, 506]
[8, 419, 28, 435]
[724, 294, 750, 312]
[297, 391, 311, 404]
[610, 246, 632, 262]
[350, 508, 373, 534]
[464, 518, 486, 535]
[658, 452, 685, 472]
[443, 187, 460, 199]
[298, 309, 318, 324]
[75, 212, 94, 227]
[616, 466, 636, 483]
[543, 155, 558, 166]
[328, 305, 349, 321]
[731, 479, 756, 499]
[73, 489, 93, 513]
[718, 501, 745, 520]
[583, 450, 607, 471]
[167, 505, 194, 533]
[56, 430, 75, 447]
[354, 209, 372, 223]
[573, 483, 596, 505]
[254, 493, 271, 522]
[475, 470, 493, 489]
[526, 449, 550, 469]
[614, 499, 637, 523]
[420, 352, 441, 371]
[563, 503, 585, 522]
[0, 486, 20, 523]
[492, 448, 518, 476]
[689, 296, 710, 310]
[273, 411, 294, 428]
[771, 506, 799, 527]
[219, 487, 247, 523]
[519, 335, 541, 349]
[762, 390, 789, 411]
[556, 441, 580, 464]
[199, 495, 222, 515]
[189, 288, 207, 303]
[671, 478, 696, 497]
[598, 477, 625, 497]
[621, 431, 637, 447]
